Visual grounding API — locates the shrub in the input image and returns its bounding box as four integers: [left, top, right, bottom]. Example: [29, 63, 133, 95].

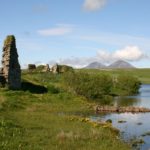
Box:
[115, 75, 141, 95]
[63, 72, 113, 100]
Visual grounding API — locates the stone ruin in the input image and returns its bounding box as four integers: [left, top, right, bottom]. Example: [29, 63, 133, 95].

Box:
[28, 64, 36, 71]
[43, 64, 50, 72]
[51, 64, 59, 74]
[51, 64, 73, 74]
[0, 35, 21, 89]
[28, 64, 50, 72]
[26, 63, 73, 74]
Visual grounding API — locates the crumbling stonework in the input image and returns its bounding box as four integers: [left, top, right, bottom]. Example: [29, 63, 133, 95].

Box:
[1, 35, 21, 89]
[51, 64, 59, 74]
[28, 64, 36, 71]
[51, 64, 73, 74]
[43, 64, 50, 72]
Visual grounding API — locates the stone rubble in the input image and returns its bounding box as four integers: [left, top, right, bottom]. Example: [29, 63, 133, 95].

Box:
[96, 105, 150, 113]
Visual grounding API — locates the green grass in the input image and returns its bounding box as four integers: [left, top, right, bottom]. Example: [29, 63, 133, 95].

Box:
[80, 68, 150, 84]
[2, 68, 149, 149]
[0, 71, 131, 150]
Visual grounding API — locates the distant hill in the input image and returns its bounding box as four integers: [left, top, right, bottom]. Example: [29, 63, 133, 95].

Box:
[108, 60, 135, 68]
[84, 60, 135, 69]
[85, 62, 106, 69]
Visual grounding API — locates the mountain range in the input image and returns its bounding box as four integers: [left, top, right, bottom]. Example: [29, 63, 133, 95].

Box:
[85, 60, 135, 69]
[85, 62, 106, 69]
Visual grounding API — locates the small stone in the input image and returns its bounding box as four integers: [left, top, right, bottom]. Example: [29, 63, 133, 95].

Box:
[141, 131, 150, 137]
[106, 119, 112, 123]
[132, 139, 145, 147]
[137, 122, 143, 126]
[118, 120, 127, 123]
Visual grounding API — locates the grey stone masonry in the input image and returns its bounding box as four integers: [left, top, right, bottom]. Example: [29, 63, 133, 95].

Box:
[1, 35, 21, 89]
[43, 64, 50, 72]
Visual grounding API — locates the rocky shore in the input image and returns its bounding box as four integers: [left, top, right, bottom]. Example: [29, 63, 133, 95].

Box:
[96, 106, 150, 113]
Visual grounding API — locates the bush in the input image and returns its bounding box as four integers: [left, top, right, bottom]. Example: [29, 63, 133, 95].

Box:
[63, 72, 113, 100]
[114, 75, 141, 95]
[63, 71, 141, 101]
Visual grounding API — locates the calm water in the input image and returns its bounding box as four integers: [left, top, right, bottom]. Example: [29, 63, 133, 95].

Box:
[91, 84, 150, 150]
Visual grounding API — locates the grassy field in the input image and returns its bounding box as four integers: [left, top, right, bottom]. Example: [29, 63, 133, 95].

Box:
[0, 70, 132, 150]
[81, 68, 150, 84]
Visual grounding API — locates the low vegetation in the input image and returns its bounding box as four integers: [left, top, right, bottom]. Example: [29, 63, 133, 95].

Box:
[64, 72, 113, 99]
[64, 71, 141, 102]
[1, 68, 148, 150]
[82, 68, 150, 84]
[113, 75, 141, 95]
[0, 69, 132, 150]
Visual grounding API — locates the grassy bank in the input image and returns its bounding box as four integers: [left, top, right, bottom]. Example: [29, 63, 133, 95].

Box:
[0, 71, 130, 150]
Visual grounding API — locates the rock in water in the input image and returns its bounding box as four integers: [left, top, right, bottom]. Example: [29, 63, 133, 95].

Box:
[1, 35, 21, 89]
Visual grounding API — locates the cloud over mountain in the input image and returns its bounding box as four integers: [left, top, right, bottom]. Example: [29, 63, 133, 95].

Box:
[50, 46, 147, 68]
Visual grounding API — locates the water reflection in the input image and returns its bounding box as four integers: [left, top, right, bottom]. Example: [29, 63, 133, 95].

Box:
[92, 84, 150, 150]
[113, 84, 150, 108]
[113, 96, 141, 107]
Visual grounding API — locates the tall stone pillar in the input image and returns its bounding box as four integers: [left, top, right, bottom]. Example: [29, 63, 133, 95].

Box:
[1, 35, 21, 89]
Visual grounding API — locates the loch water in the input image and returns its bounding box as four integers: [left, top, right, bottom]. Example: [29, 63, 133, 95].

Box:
[92, 84, 150, 150]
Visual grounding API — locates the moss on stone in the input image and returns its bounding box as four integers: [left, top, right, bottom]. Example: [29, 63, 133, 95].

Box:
[4, 35, 16, 46]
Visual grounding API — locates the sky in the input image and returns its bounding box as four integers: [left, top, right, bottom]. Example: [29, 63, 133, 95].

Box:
[0, 0, 150, 68]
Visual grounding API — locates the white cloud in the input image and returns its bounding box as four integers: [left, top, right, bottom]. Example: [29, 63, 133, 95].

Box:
[113, 46, 144, 61]
[49, 46, 147, 68]
[57, 57, 97, 68]
[83, 0, 107, 11]
[97, 46, 146, 62]
[37, 24, 73, 36]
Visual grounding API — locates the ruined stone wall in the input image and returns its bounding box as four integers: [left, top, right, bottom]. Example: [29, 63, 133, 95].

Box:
[51, 64, 73, 74]
[28, 64, 36, 71]
[1, 35, 21, 89]
[44, 64, 50, 72]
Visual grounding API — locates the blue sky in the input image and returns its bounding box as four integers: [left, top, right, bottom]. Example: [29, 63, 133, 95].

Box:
[0, 0, 150, 68]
